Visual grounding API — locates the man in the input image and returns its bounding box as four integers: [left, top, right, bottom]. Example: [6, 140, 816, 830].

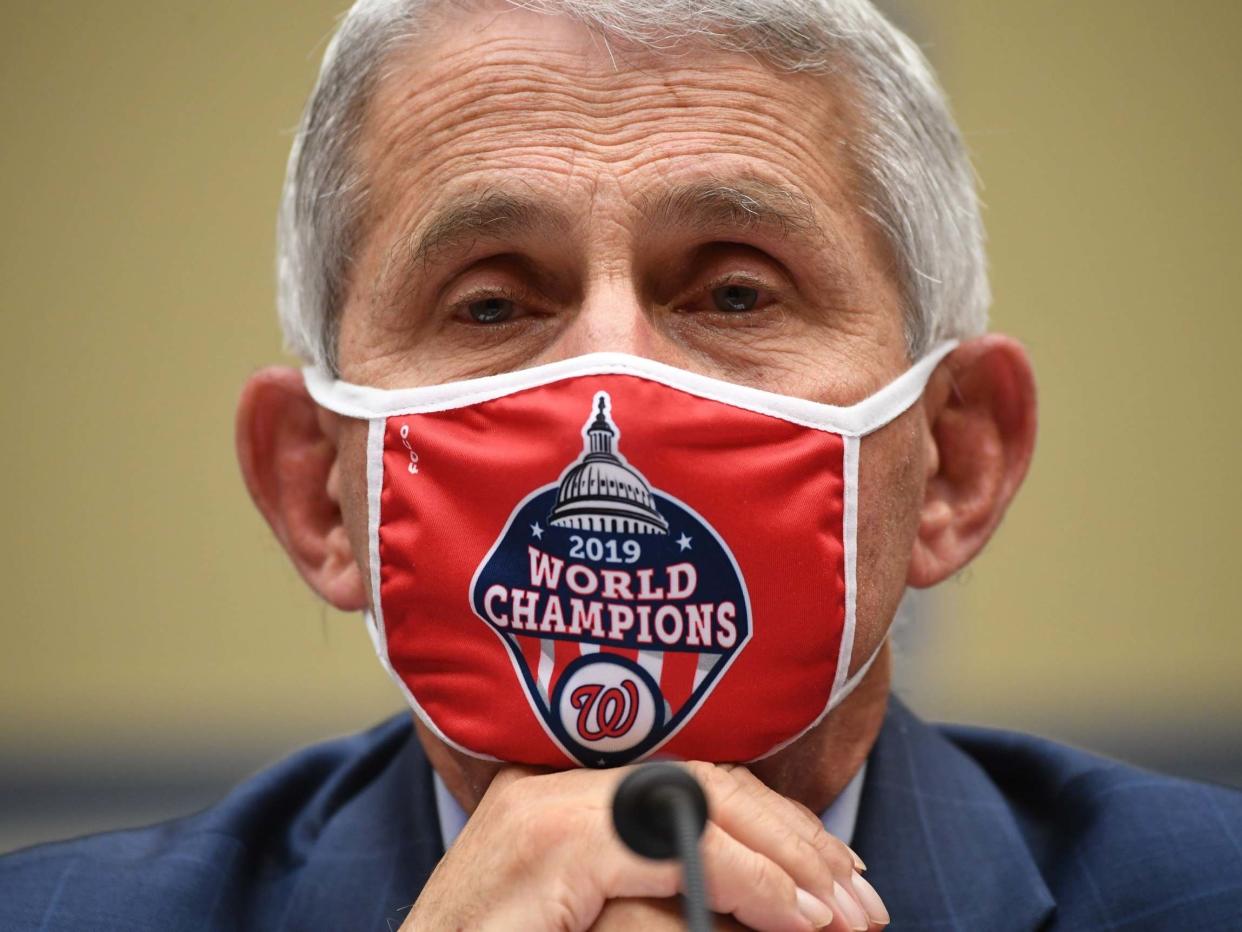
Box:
[4, 0, 1241, 929]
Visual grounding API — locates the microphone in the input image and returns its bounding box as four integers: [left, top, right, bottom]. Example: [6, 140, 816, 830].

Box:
[612, 763, 711, 932]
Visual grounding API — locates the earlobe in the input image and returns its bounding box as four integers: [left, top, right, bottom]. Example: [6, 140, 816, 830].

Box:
[907, 335, 1038, 588]
[235, 367, 369, 611]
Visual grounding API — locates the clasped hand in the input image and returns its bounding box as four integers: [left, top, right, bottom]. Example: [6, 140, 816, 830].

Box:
[403, 763, 888, 930]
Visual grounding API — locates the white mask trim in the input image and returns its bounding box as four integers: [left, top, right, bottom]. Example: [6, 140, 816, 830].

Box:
[363, 416, 502, 762]
[306, 341, 958, 439]
[838, 434, 862, 704]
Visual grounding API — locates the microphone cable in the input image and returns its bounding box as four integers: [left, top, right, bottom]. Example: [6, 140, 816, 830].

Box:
[612, 763, 711, 932]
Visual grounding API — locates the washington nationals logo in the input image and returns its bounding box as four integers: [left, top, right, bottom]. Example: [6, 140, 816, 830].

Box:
[470, 391, 751, 766]
[572, 681, 639, 740]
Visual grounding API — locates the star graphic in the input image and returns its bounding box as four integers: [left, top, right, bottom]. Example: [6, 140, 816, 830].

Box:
[676, 533, 693, 551]
[530, 522, 544, 540]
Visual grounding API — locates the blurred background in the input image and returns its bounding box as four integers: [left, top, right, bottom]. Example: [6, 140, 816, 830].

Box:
[2, 1, 1240, 854]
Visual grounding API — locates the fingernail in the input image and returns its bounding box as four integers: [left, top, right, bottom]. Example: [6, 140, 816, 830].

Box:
[833, 879, 870, 931]
[851, 872, 890, 926]
[848, 845, 867, 872]
[795, 886, 835, 929]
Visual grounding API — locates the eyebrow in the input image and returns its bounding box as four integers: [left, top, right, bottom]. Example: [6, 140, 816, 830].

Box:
[371, 190, 571, 307]
[378, 176, 828, 298]
[403, 189, 574, 269]
[637, 177, 827, 242]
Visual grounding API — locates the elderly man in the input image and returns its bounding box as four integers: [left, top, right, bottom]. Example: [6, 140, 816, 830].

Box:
[5, 0, 1242, 929]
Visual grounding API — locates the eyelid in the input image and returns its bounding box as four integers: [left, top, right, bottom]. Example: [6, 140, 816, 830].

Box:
[676, 271, 781, 313]
[703, 270, 773, 291]
[438, 250, 568, 311]
[448, 283, 538, 323]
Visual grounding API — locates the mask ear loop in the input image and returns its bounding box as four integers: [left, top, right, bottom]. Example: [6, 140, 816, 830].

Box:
[750, 342, 956, 762]
[828, 342, 958, 707]
[840, 340, 958, 438]
[833, 433, 863, 702]
[362, 418, 387, 660]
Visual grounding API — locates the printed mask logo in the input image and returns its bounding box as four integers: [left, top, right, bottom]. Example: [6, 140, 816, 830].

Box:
[470, 391, 751, 766]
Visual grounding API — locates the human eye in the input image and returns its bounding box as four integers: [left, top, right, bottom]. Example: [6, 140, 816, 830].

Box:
[450, 286, 536, 326]
[465, 295, 518, 324]
[679, 274, 779, 316]
[710, 282, 762, 313]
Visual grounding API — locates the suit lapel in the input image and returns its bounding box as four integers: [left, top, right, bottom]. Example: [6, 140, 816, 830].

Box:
[273, 718, 444, 932]
[853, 697, 1055, 931]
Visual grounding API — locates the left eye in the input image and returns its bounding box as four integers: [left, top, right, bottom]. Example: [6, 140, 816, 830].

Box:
[711, 284, 760, 313]
[466, 297, 516, 324]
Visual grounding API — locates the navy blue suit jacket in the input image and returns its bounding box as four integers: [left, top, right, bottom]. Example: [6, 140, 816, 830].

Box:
[4, 698, 1241, 930]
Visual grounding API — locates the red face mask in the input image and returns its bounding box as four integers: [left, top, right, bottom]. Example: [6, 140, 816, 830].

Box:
[306, 344, 954, 768]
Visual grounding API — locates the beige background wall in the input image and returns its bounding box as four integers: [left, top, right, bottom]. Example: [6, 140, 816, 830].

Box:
[2, 2, 1239, 851]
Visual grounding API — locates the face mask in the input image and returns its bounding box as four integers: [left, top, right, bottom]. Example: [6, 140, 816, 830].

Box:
[305, 342, 956, 768]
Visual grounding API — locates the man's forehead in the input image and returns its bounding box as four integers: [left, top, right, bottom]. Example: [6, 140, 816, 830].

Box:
[396, 177, 828, 268]
[356, 5, 859, 224]
[329, 5, 911, 388]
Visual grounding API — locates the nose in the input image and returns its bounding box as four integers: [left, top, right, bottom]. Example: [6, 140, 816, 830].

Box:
[552, 279, 690, 368]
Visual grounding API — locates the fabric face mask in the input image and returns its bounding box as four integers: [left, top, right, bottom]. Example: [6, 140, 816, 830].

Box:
[305, 342, 956, 768]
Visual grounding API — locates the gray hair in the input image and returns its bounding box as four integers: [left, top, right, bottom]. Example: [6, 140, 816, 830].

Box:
[277, 0, 989, 374]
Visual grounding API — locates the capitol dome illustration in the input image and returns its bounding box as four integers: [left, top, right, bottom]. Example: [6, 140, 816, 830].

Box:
[548, 393, 669, 535]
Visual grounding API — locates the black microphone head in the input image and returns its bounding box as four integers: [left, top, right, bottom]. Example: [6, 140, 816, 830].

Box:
[612, 763, 709, 860]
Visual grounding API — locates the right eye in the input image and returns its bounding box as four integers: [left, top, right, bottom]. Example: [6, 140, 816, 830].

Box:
[710, 283, 761, 313]
[466, 297, 517, 324]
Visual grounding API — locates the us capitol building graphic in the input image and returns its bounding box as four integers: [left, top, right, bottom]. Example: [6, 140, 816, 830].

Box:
[548, 393, 670, 536]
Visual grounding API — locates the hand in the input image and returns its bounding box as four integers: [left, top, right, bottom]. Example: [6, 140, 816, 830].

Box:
[588, 891, 888, 932]
[589, 897, 749, 930]
[401, 762, 888, 931]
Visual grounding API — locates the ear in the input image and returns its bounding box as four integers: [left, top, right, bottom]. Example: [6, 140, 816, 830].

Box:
[907, 335, 1038, 588]
[235, 367, 368, 611]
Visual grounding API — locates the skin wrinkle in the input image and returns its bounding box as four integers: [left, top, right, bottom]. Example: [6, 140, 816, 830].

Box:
[356, 35, 856, 209]
[291, 3, 945, 376]
[387, 78, 843, 181]
[343, 34, 898, 392]
[371, 187, 577, 317]
[411, 192, 574, 269]
[375, 178, 838, 321]
[373, 46, 846, 175]
[637, 178, 824, 242]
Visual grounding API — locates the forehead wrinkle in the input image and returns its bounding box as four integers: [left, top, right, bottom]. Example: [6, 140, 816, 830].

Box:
[363, 28, 846, 171]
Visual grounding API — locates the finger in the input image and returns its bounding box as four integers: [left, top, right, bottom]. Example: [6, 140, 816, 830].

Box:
[829, 879, 872, 931]
[595, 822, 822, 931]
[589, 899, 752, 932]
[703, 765, 886, 929]
[701, 823, 834, 931]
[691, 763, 856, 908]
[849, 873, 889, 928]
[734, 767, 865, 880]
[785, 796, 867, 872]
[588, 898, 684, 931]
[701, 824, 836, 932]
[816, 875, 890, 932]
